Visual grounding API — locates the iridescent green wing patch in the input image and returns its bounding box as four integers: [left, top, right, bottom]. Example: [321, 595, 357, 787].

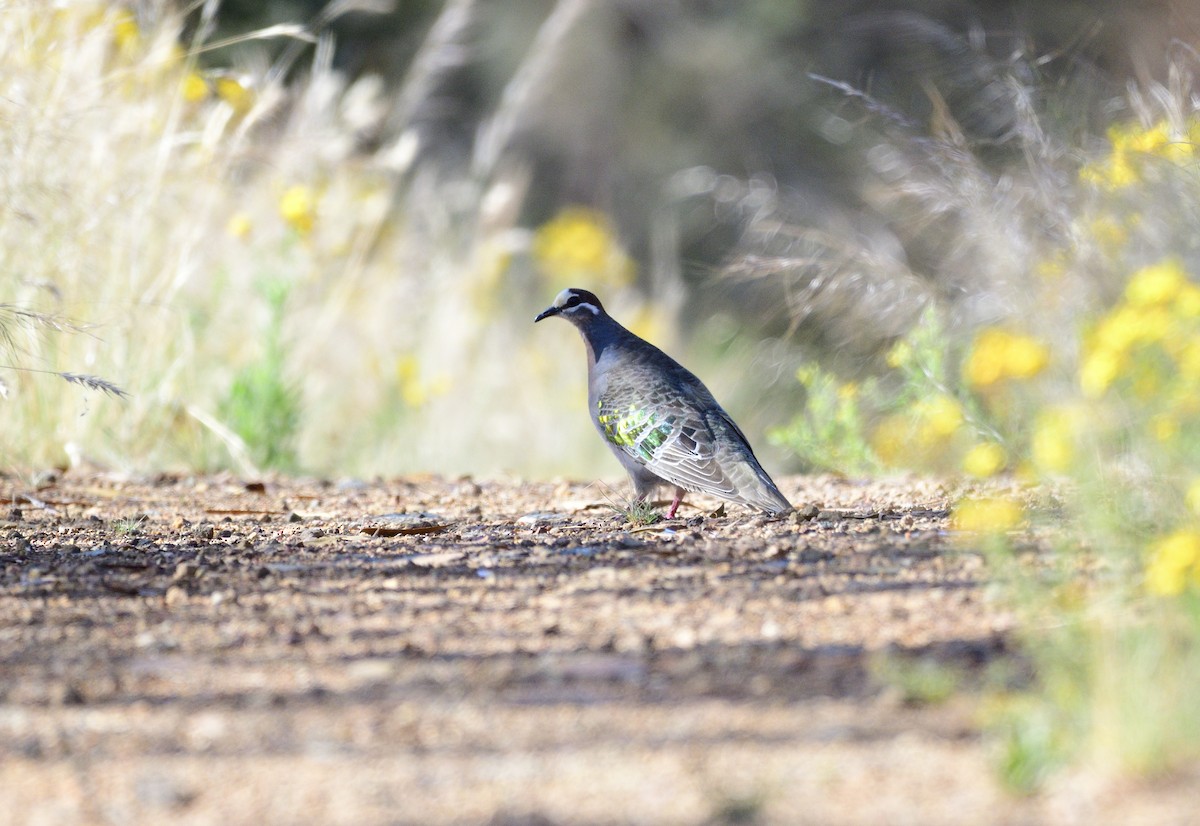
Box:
[597, 401, 675, 462]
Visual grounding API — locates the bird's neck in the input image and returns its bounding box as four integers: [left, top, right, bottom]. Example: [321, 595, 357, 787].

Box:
[575, 313, 626, 366]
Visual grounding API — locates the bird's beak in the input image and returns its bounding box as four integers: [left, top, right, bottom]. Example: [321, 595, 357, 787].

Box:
[534, 305, 560, 323]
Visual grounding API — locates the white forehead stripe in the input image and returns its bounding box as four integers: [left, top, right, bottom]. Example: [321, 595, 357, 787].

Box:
[554, 289, 600, 314]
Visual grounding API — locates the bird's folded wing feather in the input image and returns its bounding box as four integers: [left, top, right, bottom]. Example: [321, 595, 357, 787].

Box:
[597, 394, 741, 499]
[646, 425, 740, 499]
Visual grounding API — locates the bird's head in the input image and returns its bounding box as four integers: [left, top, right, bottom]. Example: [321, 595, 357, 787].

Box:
[534, 288, 605, 324]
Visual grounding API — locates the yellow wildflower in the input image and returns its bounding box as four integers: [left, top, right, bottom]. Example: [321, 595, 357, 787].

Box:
[1004, 335, 1051, 379]
[1031, 407, 1078, 474]
[1081, 301, 1174, 396]
[532, 207, 633, 287]
[279, 185, 316, 236]
[396, 354, 426, 407]
[952, 497, 1023, 533]
[1106, 155, 1138, 187]
[964, 328, 1049, 388]
[795, 365, 819, 386]
[1125, 260, 1186, 307]
[215, 75, 255, 114]
[1090, 305, 1160, 354]
[182, 72, 210, 103]
[871, 415, 909, 466]
[919, 394, 964, 438]
[1174, 284, 1200, 318]
[1185, 479, 1200, 515]
[1149, 414, 1178, 443]
[1080, 153, 1137, 190]
[112, 9, 140, 57]
[962, 442, 1006, 478]
[226, 213, 252, 240]
[1079, 348, 1123, 397]
[964, 329, 1007, 387]
[1121, 120, 1171, 154]
[1145, 530, 1200, 596]
[1157, 130, 1195, 163]
[1035, 259, 1065, 281]
[1083, 120, 1197, 189]
[886, 340, 912, 369]
[393, 356, 448, 406]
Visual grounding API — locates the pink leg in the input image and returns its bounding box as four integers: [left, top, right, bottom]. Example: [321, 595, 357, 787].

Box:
[667, 487, 685, 519]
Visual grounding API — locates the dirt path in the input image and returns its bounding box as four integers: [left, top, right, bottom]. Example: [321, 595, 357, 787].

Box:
[0, 472, 1179, 824]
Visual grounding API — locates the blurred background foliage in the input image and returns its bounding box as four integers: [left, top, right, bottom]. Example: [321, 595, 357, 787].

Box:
[5, 0, 1197, 478]
[6, 0, 1200, 798]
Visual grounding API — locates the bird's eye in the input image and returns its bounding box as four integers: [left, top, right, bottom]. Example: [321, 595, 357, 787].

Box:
[564, 295, 581, 309]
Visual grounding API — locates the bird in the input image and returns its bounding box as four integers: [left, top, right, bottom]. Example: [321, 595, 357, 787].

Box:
[534, 287, 792, 518]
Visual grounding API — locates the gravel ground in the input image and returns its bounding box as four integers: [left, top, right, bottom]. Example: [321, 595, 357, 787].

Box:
[0, 472, 1194, 825]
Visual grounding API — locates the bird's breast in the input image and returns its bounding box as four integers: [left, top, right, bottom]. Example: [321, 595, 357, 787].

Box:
[586, 348, 620, 413]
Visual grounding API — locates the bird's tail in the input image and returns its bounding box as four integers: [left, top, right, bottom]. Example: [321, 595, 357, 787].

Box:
[743, 481, 792, 514]
[735, 462, 792, 514]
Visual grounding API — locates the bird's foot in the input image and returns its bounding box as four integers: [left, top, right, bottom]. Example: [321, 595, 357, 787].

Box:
[666, 487, 685, 520]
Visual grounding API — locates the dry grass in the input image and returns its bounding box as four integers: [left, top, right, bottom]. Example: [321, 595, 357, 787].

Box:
[0, 2, 622, 478]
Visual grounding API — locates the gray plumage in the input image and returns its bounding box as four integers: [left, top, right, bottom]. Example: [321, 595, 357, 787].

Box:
[535, 287, 792, 517]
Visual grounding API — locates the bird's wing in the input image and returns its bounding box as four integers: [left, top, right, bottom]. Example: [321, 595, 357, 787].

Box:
[703, 408, 793, 513]
[595, 351, 791, 513]
[595, 391, 744, 503]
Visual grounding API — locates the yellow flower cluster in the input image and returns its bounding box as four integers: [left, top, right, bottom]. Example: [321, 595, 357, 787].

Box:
[916, 394, 965, 437]
[280, 185, 318, 236]
[885, 339, 912, 369]
[178, 71, 258, 112]
[112, 8, 141, 57]
[227, 212, 253, 240]
[1080, 118, 1200, 190]
[1073, 259, 1200, 593]
[871, 394, 993, 473]
[49, 3, 260, 117]
[1030, 404, 1086, 474]
[964, 328, 1049, 389]
[872, 325, 1043, 478]
[867, 311, 1044, 478]
[182, 72, 210, 103]
[962, 442, 1007, 477]
[214, 74, 257, 114]
[1080, 260, 1200, 402]
[1145, 530, 1200, 596]
[952, 496, 1024, 534]
[532, 208, 635, 288]
[396, 354, 449, 408]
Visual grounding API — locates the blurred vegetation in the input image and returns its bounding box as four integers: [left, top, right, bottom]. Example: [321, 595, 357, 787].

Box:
[5, 0, 1200, 798]
[217, 277, 302, 470]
